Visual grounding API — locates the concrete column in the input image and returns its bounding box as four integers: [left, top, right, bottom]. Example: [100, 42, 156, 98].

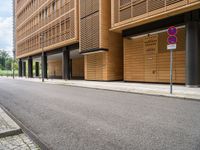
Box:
[41, 53, 48, 79]
[22, 61, 26, 77]
[18, 59, 22, 77]
[28, 57, 33, 78]
[62, 47, 70, 80]
[35, 62, 39, 77]
[186, 21, 200, 87]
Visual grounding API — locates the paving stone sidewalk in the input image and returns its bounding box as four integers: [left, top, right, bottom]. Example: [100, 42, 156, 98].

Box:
[0, 108, 40, 150]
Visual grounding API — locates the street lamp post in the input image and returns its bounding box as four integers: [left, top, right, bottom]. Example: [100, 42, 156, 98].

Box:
[12, 51, 15, 79]
[40, 33, 45, 82]
[13, 0, 16, 79]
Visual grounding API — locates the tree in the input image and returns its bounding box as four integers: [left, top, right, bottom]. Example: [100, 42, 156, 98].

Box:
[0, 50, 11, 70]
[5, 57, 13, 70]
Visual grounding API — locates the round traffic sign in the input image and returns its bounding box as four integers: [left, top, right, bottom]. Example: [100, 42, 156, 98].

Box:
[167, 35, 177, 44]
[168, 26, 177, 36]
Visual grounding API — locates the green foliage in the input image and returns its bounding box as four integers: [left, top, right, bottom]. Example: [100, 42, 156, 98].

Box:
[0, 49, 18, 76]
[0, 50, 9, 70]
[0, 70, 18, 77]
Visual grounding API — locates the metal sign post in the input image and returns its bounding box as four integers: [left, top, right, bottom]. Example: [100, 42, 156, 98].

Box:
[40, 33, 45, 82]
[167, 26, 177, 94]
[170, 49, 173, 94]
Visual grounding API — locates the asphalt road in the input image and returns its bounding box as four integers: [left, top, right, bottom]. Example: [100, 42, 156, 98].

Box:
[0, 78, 200, 150]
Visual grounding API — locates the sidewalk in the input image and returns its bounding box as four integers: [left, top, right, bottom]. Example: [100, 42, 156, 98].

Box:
[13, 77, 200, 100]
[0, 107, 40, 150]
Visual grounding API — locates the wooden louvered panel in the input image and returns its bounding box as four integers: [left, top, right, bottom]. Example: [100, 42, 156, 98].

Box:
[80, 0, 99, 52]
[70, 11, 75, 38]
[166, 0, 187, 10]
[175, 51, 185, 83]
[85, 54, 96, 80]
[80, 12, 99, 51]
[148, 0, 165, 14]
[86, 0, 93, 17]
[81, 17, 88, 51]
[87, 15, 93, 49]
[167, 0, 184, 5]
[70, 0, 75, 9]
[82, 0, 123, 81]
[120, 0, 131, 7]
[90, 0, 123, 81]
[80, 0, 86, 18]
[157, 52, 185, 83]
[144, 35, 158, 82]
[106, 32, 123, 80]
[175, 39, 185, 80]
[80, 0, 99, 18]
[157, 52, 176, 82]
[120, 7, 131, 21]
[132, 1, 147, 18]
[112, 0, 199, 29]
[176, 28, 186, 52]
[157, 32, 175, 82]
[92, 13, 99, 48]
[85, 53, 104, 80]
[124, 28, 185, 83]
[16, 0, 78, 58]
[124, 38, 145, 81]
[85, 55, 93, 80]
[60, 12, 73, 42]
[157, 28, 185, 83]
[95, 53, 104, 80]
[92, 0, 99, 13]
[113, 0, 119, 24]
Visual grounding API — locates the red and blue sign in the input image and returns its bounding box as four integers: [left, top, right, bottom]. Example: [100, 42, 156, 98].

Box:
[167, 26, 177, 36]
[167, 26, 177, 45]
[167, 35, 177, 44]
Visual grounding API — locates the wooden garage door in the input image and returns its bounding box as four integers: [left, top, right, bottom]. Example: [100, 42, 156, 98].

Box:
[124, 28, 185, 83]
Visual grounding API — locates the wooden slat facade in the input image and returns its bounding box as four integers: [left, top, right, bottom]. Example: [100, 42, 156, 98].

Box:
[124, 28, 186, 83]
[111, 0, 200, 32]
[15, 0, 198, 83]
[80, 0, 123, 81]
[15, 0, 79, 58]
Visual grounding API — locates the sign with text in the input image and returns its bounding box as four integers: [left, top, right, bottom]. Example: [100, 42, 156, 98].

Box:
[167, 26, 177, 50]
[167, 44, 177, 50]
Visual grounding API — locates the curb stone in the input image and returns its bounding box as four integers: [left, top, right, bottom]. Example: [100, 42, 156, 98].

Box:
[0, 128, 22, 138]
[0, 105, 50, 150]
[0, 106, 43, 149]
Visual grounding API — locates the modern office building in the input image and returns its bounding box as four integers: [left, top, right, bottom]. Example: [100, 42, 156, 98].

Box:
[14, 0, 200, 87]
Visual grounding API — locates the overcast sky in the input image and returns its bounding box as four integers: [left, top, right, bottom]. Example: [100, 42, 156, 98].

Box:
[0, 0, 13, 56]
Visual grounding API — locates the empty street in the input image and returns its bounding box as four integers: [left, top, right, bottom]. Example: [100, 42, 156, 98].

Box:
[0, 78, 200, 150]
